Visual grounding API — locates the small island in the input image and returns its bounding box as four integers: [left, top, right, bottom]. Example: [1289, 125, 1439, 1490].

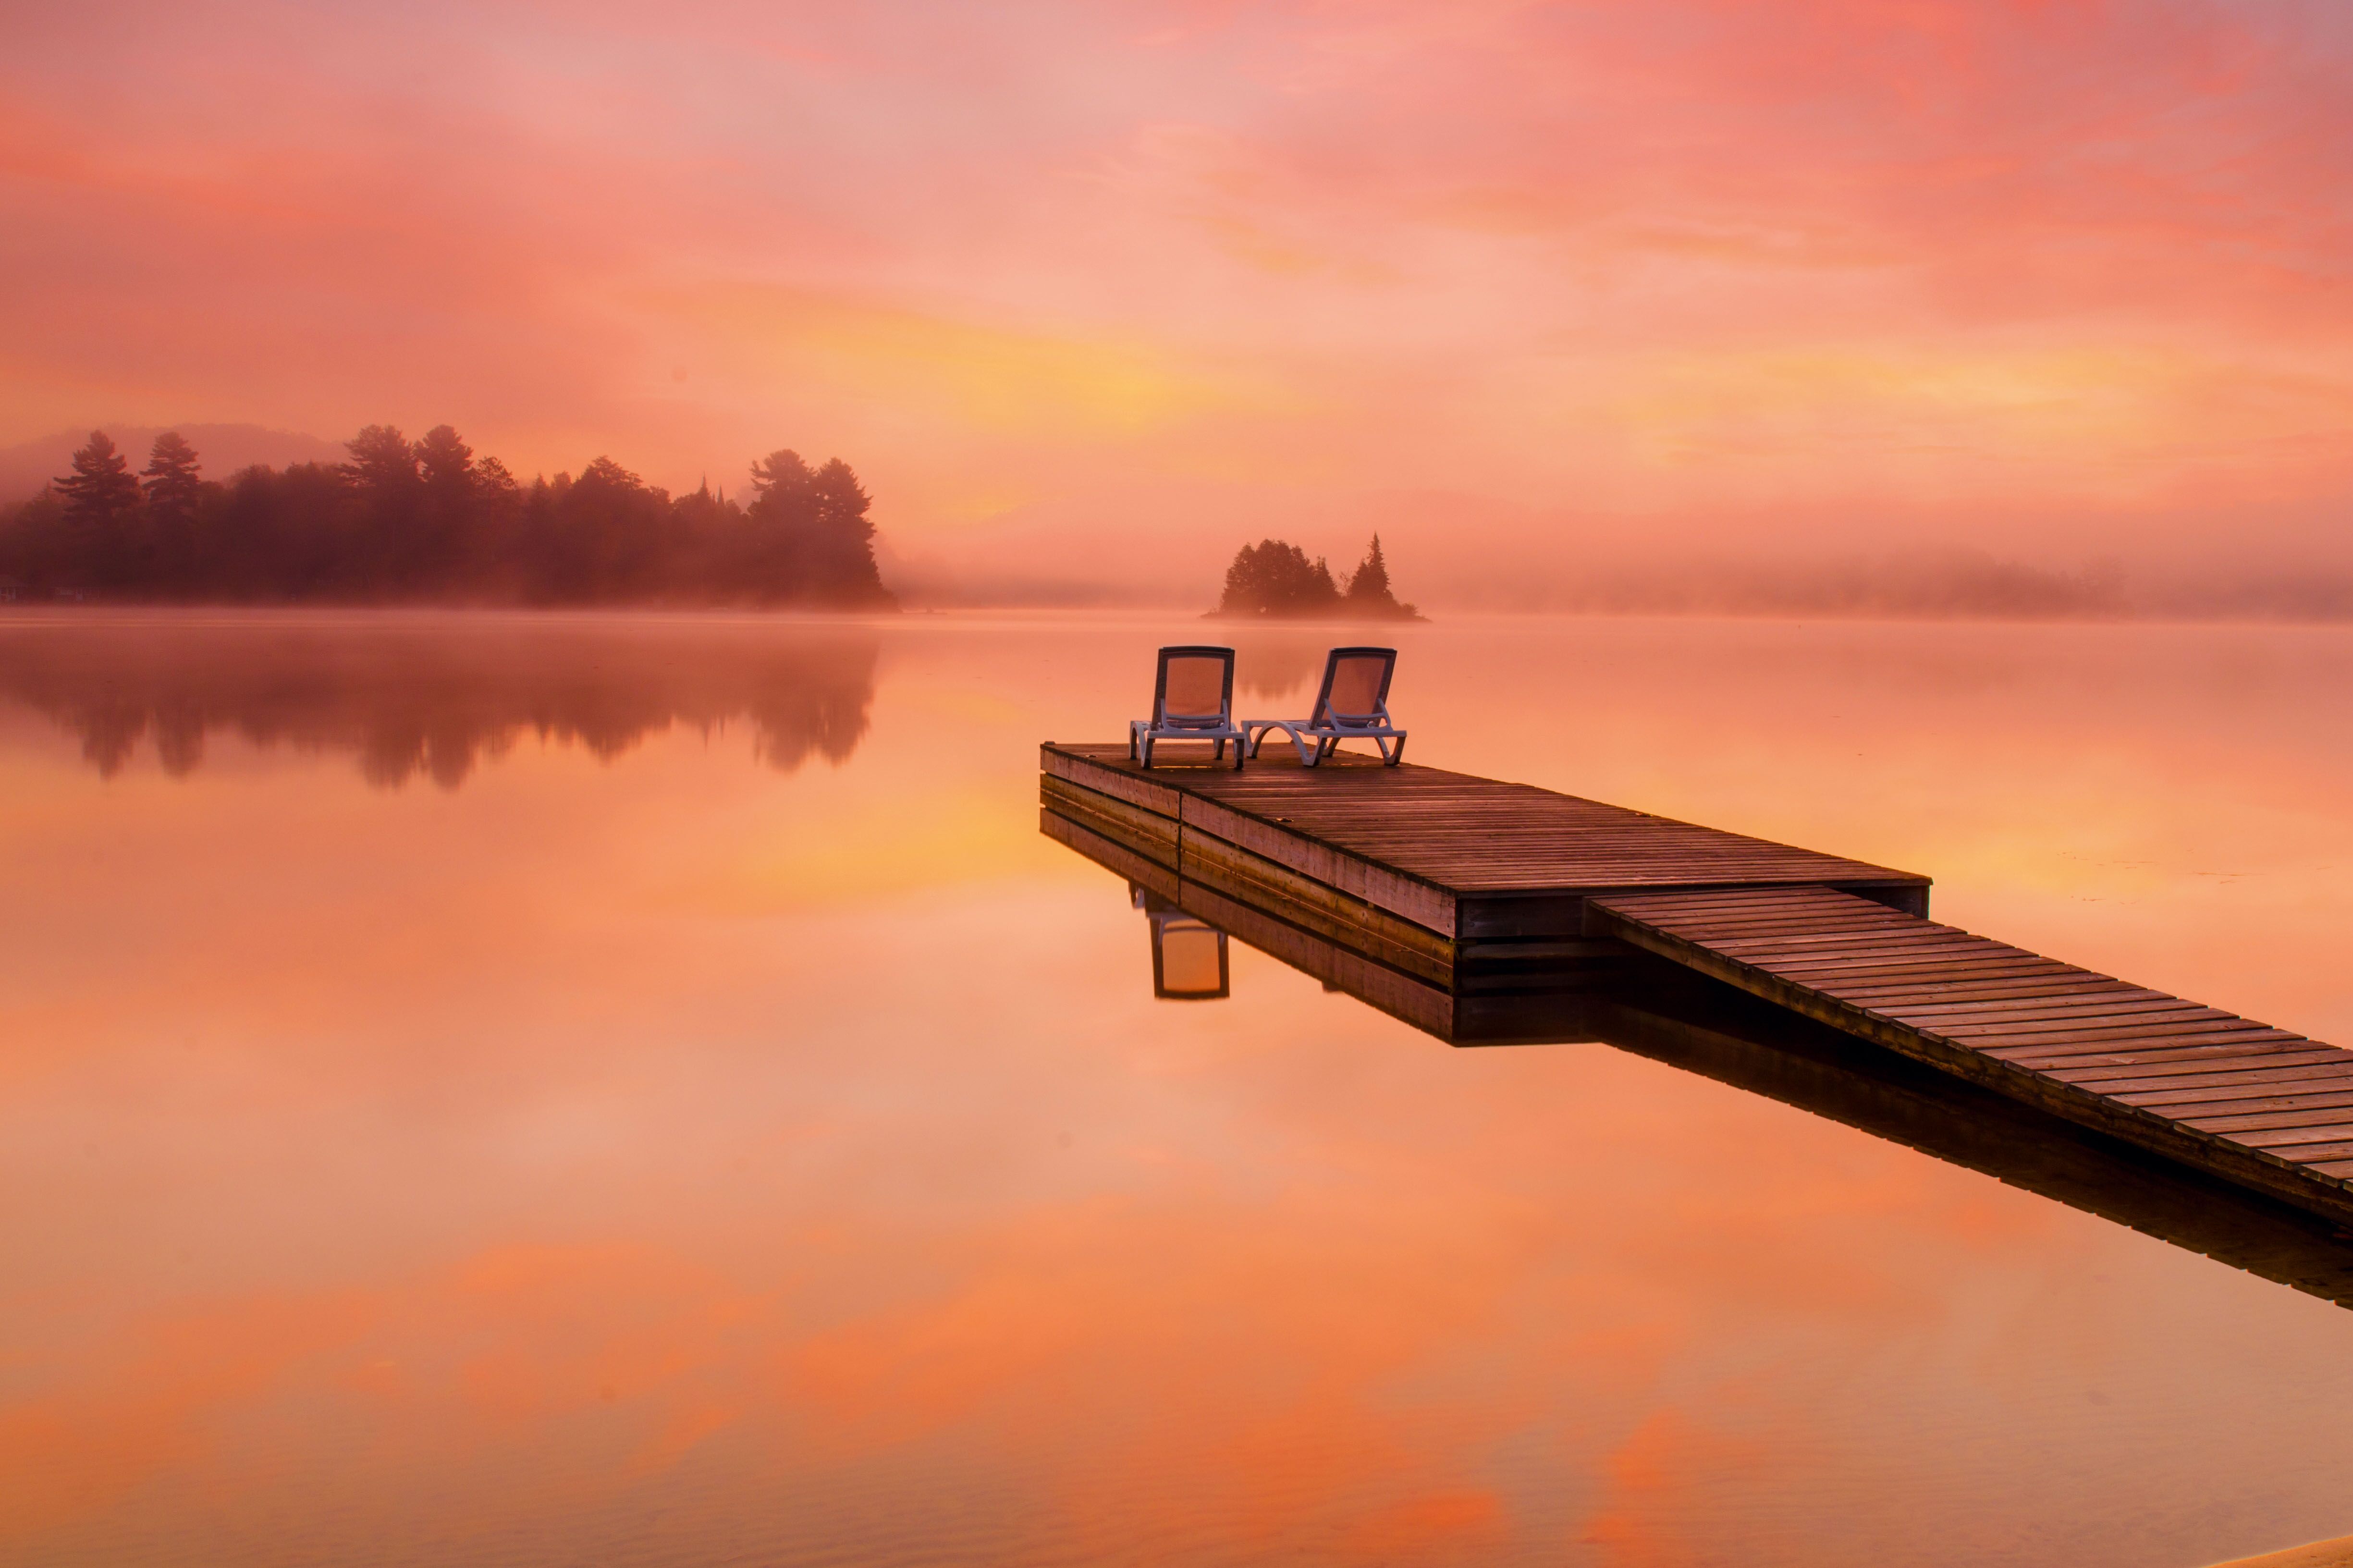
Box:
[1210, 535, 1422, 621]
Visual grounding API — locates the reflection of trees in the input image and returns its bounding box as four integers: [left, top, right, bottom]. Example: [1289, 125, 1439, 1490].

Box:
[0, 618, 880, 788]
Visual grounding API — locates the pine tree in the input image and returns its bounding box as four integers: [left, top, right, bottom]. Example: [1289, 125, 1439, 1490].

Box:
[414, 425, 475, 493]
[1344, 533, 1395, 609]
[809, 457, 887, 601]
[748, 449, 816, 514]
[56, 431, 142, 528]
[735, 449, 892, 604]
[140, 432, 204, 518]
[140, 432, 208, 592]
[408, 426, 480, 592]
[342, 424, 420, 497]
[340, 425, 423, 591]
[54, 431, 146, 590]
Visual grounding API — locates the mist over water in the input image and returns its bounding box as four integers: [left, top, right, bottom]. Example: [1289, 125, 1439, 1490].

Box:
[4, 609, 2353, 1566]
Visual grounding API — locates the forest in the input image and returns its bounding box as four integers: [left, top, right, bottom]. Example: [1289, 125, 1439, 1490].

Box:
[0, 427, 895, 608]
[1213, 535, 1421, 620]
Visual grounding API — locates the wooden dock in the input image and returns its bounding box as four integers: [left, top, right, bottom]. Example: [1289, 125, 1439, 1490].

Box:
[1042, 741, 1927, 988]
[1040, 741, 2353, 1230]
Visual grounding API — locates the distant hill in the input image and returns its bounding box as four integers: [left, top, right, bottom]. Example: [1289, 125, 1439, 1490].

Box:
[0, 424, 344, 502]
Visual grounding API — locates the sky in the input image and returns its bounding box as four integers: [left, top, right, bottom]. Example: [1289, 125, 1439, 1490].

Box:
[4, 0, 2352, 601]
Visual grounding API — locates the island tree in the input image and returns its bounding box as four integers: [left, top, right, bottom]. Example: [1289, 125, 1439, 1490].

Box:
[1214, 534, 1419, 620]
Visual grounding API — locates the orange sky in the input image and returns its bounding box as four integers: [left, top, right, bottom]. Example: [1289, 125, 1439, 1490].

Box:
[5, 0, 2351, 595]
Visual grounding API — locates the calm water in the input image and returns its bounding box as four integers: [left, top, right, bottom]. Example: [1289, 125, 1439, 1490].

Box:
[4, 609, 2353, 1566]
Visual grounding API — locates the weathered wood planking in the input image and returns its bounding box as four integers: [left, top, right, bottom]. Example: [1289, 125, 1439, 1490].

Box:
[1042, 809, 1611, 1044]
[1042, 742, 1931, 942]
[1587, 885, 2353, 1226]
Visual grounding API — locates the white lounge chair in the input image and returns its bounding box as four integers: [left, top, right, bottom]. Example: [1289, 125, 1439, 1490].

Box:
[1130, 645, 1247, 769]
[1245, 646, 1407, 766]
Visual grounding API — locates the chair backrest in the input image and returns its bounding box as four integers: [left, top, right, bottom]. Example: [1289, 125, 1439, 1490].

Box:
[1153, 645, 1236, 729]
[1311, 647, 1397, 728]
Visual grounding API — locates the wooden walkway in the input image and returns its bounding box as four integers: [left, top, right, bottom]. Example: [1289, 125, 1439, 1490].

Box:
[1039, 740, 2353, 1228]
[1589, 886, 2353, 1226]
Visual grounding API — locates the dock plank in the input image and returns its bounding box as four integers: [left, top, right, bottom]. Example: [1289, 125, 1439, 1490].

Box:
[1587, 885, 2353, 1225]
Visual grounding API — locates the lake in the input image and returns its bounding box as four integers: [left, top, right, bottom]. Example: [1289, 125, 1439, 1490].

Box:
[3, 609, 2352, 1566]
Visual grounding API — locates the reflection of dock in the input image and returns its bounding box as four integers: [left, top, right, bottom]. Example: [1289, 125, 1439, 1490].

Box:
[1592, 980, 2353, 1308]
[1045, 807, 1614, 1044]
[1041, 741, 2353, 1233]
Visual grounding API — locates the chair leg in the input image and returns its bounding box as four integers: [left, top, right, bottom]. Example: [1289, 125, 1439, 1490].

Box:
[1388, 735, 1406, 765]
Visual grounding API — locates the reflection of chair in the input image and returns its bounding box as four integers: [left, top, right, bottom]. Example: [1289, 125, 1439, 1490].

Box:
[1129, 645, 1246, 769]
[1152, 913, 1229, 999]
[1245, 647, 1407, 766]
[1125, 880, 1233, 989]
[1131, 882, 1231, 999]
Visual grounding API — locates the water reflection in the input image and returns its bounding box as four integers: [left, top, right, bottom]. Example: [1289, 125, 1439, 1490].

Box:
[1070, 810, 2353, 1311]
[1135, 887, 1231, 999]
[0, 615, 879, 787]
[13, 614, 2353, 1564]
[1590, 980, 2353, 1311]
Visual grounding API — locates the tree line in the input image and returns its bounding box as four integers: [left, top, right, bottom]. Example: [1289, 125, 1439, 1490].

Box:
[0, 426, 895, 607]
[1214, 535, 1420, 620]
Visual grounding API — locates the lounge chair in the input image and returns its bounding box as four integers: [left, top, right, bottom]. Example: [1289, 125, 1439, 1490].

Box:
[1245, 646, 1408, 766]
[1130, 645, 1247, 769]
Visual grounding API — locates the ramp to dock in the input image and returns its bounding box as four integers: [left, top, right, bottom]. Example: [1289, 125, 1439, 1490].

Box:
[1588, 886, 2353, 1226]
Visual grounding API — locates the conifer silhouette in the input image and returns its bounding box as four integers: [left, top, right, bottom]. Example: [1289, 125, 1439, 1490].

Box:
[1344, 533, 1397, 610]
[56, 431, 141, 527]
[140, 432, 204, 518]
